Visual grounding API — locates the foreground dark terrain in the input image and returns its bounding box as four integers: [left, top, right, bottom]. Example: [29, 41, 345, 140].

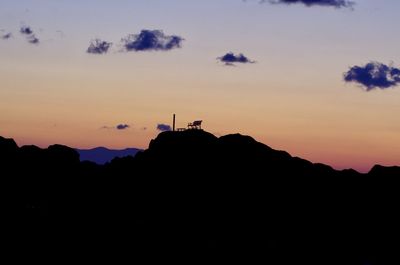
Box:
[2, 130, 400, 263]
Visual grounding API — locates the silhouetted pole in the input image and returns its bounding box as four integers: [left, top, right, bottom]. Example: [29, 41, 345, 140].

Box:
[173, 114, 176, 132]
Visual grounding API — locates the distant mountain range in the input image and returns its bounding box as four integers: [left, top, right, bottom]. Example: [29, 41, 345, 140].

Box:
[76, 147, 142, 164]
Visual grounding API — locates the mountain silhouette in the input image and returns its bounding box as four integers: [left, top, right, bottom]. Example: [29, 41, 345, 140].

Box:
[76, 146, 142, 164]
[1, 131, 400, 264]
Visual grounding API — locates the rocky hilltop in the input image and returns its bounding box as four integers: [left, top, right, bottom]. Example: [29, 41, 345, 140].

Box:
[1, 131, 400, 264]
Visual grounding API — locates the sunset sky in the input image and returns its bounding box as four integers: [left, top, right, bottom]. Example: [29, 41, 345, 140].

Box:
[1, 0, 400, 172]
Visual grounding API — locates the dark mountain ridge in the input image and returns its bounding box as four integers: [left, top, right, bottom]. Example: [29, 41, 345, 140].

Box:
[1, 131, 397, 176]
[1, 131, 400, 264]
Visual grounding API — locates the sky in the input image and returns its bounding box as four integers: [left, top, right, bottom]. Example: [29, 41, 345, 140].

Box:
[1, 0, 400, 172]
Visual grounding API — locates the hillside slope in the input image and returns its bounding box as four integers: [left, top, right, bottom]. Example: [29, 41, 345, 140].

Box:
[1, 132, 400, 264]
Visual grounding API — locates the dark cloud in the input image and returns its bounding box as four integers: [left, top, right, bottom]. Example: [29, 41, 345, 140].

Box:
[218, 52, 255, 66]
[1, 32, 12, 40]
[19, 26, 40, 44]
[343, 62, 400, 91]
[101, 124, 131, 130]
[116, 124, 130, 130]
[27, 34, 39, 44]
[157, 124, 172, 132]
[20, 26, 33, 35]
[121, 29, 184, 52]
[87, 39, 112, 54]
[265, 0, 354, 8]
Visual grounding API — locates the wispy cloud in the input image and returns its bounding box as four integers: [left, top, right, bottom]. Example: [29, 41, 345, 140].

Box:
[101, 124, 131, 130]
[56, 30, 65, 38]
[1, 32, 12, 40]
[218, 52, 255, 66]
[344, 62, 400, 91]
[157, 124, 172, 132]
[87, 39, 113, 54]
[264, 0, 354, 8]
[121, 29, 184, 52]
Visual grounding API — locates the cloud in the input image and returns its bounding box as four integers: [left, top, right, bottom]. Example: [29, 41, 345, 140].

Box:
[87, 39, 112, 54]
[218, 52, 255, 66]
[265, 0, 354, 8]
[56, 30, 65, 38]
[19, 26, 40, 44]
[116, 124, 130, 130]
[343, 62, 400, 91]
[1, 32, 12, 40]
[101, 124, 131, 130]
[27, 34, 39, 44]
[157, 124, 172, 132]
[20, 26, 33, 35]
[121, 29, 184, 52]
